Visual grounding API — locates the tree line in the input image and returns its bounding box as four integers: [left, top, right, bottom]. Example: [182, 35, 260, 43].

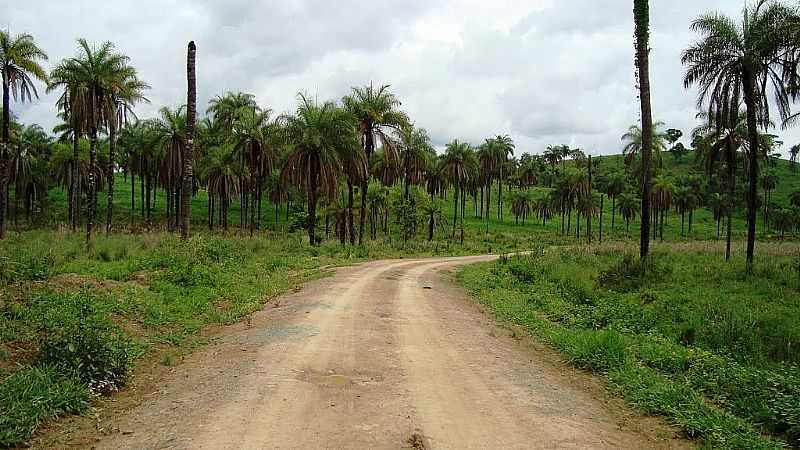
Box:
[2, 0, 800, 269]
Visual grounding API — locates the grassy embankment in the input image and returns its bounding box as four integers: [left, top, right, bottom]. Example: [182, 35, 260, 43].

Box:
[458, 243, 800, 449]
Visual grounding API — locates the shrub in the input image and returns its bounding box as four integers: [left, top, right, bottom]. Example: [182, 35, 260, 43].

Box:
[35, 292, 134, 394]
[597, 253, 671, 292]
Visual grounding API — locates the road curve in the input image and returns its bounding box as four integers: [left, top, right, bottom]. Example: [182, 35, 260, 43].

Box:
[89, 255, 688, 450]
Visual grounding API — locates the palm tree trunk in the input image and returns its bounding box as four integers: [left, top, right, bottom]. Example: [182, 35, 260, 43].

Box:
[308, 157, 319, 246]
[86, 88, 98, 247]
[182, 41, 196, 240]
[599, 195, 604, 243]
[452, 181, 459, 238]
[611, 195, 616, 231]
[106, 115, 117, 233]
[634, 0, 653, 260]
[72, 116, 81, 231]
[347, 181, 356, 245]
[0, 70, 9, 239]
[742, 66, 760, 269]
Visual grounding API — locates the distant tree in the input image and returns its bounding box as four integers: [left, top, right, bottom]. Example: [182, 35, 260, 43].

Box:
[618, 193, 640, 233]
[761, 169, 778, 230]
[790, 144, 799, 172]
[0, 30, 48, 239]
[510, 190, 531, 225]
[440, 139, 476, 243]
[343, 83, 409, 245]
[280, 94, 360, 246]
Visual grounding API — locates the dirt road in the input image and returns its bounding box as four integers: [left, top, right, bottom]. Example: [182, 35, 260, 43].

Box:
[89, 256, 688, 449]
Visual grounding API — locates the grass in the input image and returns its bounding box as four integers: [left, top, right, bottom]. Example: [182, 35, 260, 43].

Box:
[457, 245, 800, 449]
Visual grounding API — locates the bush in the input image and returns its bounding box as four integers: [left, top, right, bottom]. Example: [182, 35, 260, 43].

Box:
[597, 253, 671, 292]
[0, 366, 89, 447]
[35, 292, 134, 394]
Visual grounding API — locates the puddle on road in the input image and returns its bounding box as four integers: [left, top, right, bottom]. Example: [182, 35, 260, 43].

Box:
[258, 324, 320, 343]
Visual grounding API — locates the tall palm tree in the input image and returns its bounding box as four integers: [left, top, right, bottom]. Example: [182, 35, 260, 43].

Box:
[618, 193, 640, 233]
[0, 30, 48, 238]
[439, 139, 475, 243]
[49, 39, 132, 245]
[602, 171, 627, 231]
[154, 106, 187, 230]
[280, 94, 360, 246]
[692, 111, 746, 260]
[651, 176, 674, 241]
[486, 135, 515, 222]
[510, 191, 531, 225]
[398, 125, 433, 200]
[105, 65, 149, 232]
[634, 0, 654, 260]
[343, 83, 409, 245]
[761, 169, 778, 229]
[182, 41, 196, 239]
[683, 1, 800, 268]
[233, 105, 276, 235]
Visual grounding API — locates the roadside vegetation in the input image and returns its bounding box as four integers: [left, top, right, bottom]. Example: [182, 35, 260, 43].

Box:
[458, 246, 800, 449]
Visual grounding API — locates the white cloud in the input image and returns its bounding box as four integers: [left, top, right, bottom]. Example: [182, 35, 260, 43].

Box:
[7, 0, 800, 157]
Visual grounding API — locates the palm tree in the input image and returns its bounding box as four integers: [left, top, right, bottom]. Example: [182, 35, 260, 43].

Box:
[683, 1, 800, 268]
[232, 105, 276, 236]
[280, 94, 360, 246]
[439, 139, 475, 243]
[708, 192, 728, 239]
[602, 171, 627, 231]
[790, 191, 800, 209]
[421, 200, 447, 241]
[651, 176, 674, 241]
[634, 0, 654, 260]
[201, 143, 239, 231]
[104, 65, 148, 232]
[510, 191, 531, 225]
[342, 83, 409, 245]
[154, 106, 187, 230]
[207, 92, 257, 133]
[772, 208, 794, 237]
[0, 30, 48, 239]
[535, 195, 554, 226]
[621, 122, 668, 169]
[398, 126, 433, 200]
[181, 41, 196, 239]
[49, 39, 133, 245]
[692, 111, 746, 260]
[790, 144, 799, 172]
[485, 135, 514, 222]
[760, 169, 778, 230]
[618, 193, 640, 233]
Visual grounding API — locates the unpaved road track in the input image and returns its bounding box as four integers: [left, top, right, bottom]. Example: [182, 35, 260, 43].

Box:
[89, 256, 688, 450]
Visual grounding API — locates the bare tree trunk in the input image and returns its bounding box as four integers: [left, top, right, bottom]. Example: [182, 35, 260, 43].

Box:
[0, 71, 8, 239]
[634, 0, 653, 260]
[182, 41, 196, 240]
[106, 113, 117, 233]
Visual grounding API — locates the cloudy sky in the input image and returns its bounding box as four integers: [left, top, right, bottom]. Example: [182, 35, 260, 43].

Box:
[6, 0, 799, 157]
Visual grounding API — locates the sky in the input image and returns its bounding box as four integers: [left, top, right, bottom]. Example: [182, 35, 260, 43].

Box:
[5, 0, 799, 157]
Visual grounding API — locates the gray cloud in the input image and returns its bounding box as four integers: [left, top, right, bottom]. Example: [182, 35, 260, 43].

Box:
[7, 0, 800, 157]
